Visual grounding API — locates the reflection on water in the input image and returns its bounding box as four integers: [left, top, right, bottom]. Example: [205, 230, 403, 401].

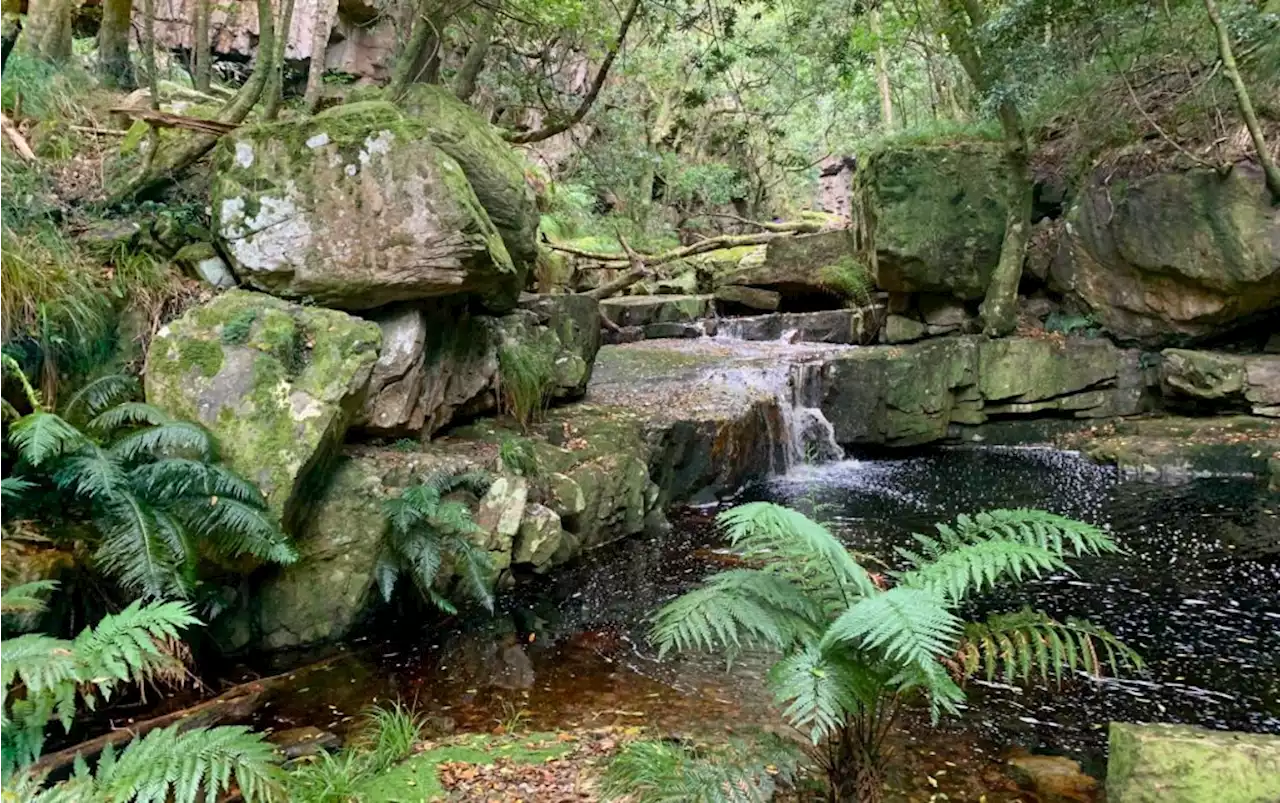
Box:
[254, 446, 1278, 778]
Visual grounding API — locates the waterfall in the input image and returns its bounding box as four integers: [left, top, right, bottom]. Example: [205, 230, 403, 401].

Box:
[759, 359, 843, 471]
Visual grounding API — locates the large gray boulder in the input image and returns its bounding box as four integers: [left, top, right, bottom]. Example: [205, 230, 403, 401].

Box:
[1051, 165, 1280, 343]
[145, 290, 380, 530]
[212, 102, 522, 312]
[1107, 722, 1280, 803]
[853, 143, 1007, 299]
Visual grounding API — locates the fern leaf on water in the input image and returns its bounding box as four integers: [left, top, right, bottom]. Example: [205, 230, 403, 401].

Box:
[948, 509, 1119, 557]
[9, 412, 88, 466]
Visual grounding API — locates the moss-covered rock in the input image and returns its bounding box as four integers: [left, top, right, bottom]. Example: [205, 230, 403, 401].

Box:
[1075, 415, 1280, 481]
[716, 231, 860, 300]
[854, 143, 1008, 299]
[1161, 349, 1280, 417]
[600, 294, 714, 327]
[1052, 166, 1280, 343]
[144, 289, 381, 530]
[397, 85, 539, 274]
[978, 337, 1151, 418]
[211, 102, 521, 312]
[1107, 722, 1280, 803]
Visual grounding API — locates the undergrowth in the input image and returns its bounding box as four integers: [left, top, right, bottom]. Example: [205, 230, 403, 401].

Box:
[818, 256, 873, 306]
[497, 340, 557, 431]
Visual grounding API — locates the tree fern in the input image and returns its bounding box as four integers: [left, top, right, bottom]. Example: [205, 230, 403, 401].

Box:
[3, 378, 295, 599]
[648, 503, 1142, 800]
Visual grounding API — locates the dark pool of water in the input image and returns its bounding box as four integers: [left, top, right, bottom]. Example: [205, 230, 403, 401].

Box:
[250, 446, 1278, 780]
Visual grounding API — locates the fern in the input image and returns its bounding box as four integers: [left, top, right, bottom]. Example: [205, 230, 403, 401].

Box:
[955, 608, 1144, 685]
[3, 383, 295, 599]
[60, 374, 139, 426]
[648, 503, 1142, 799]
[0, 582, 59, 615]
[601, 733, 801, 803]
[378, 471, 495, 612]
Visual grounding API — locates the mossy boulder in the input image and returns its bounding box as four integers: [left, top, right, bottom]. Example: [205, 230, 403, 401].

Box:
[1160, 349, 1280, 417]
[144, 289, 381, 530]
[854, 143, 1007, 299]
[1107, 722, 1280, 803]
[1051, 166, 1280, 343]
[398, 85, 539, 274]
[716, 231, 860, 300]
[978, 337, 1151, 418]
[600, 294, 714, 327]
[211, 102, 521, 312]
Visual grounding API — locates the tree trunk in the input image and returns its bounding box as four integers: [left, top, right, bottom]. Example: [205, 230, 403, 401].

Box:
[826, 725, 886, 803]
[1204, 0, 1280, 203]
[111, 0, 276, 201]
[871, 6, 894, 129]
[262, 0, 296, 120]
[942, 0, 1030, 337]
[302, 0, 339, 111]
[391, 0, 446, 97]
[98, 0, 134, 88]
[453, 6, 495, 102]
[191, 0, 211, 92]
[20, 0, 76, 63]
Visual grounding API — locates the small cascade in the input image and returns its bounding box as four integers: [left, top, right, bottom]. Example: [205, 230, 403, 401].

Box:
[755, 358, 844, 471]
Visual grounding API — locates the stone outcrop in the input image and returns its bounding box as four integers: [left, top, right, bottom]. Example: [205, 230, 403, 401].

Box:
[1050, 165, 1280, 343]
[600, 294, 713, 328]
[212, 102, 523, 312]
[397, 86, 540, 274]
[716, 230, 859, 300]
[357, 295, 602, 437]
[715, 309, 882, 345]
[1160, 349, 1280, 417]
[145, 290, 381, 530]
[1074, 416, 1280, 482]
[1106, 722, 1280, 803]
[819, 336, 1153, 446]
[853, 143, 1007, 299]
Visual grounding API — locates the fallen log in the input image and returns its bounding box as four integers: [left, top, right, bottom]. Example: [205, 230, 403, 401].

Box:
[581, 235, 650, 301]
[551, 230, 784, 270]
[29, 653, 351, 777]
[108, 106, 240, 136]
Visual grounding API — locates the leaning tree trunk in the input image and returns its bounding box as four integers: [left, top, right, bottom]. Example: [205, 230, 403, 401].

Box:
[20, 0, 76, 63]
[1204, 0, 1280, 203]
[98, 0, 134, 88]
[942, 0, 1030, 337]
[262, 0, 296, 120]
[453, 6, 494, 102]
[391, 0, 446, 97]
[191, 0, 211, 92]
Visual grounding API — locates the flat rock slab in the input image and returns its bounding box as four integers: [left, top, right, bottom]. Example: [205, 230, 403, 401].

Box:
[1068, 415, 1280, 482]
[716, 309, 878, 344]
[600, 294, 713, 327]
[1107, 722, 1280, 803]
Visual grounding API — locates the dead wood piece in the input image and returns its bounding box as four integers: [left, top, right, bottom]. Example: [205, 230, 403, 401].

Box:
[551, 230, 784, 270]
[1, 112, 36, 161]
[109, 106, 239, 136]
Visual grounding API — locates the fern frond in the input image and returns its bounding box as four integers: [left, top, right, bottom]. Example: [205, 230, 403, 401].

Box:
[718, 502, 876, 603]
[444, 535, 495, 611]
[649, 569, 823, 658]
[896, 539, 1068, 602]
[601, 733, 801, 803]
[87, 402, 170, 434]
[437, 470, 493, 497]
[821, 587, 960, 678]
[394, 529, 443, 596]
[109, 422, 215, 463]
[767, 644, 866, 743]
[944, 509, 1118, 557]
[956, 608, 1143, 685]
[2, 475, 37, 502]
[0, 634, 80, 697]
[433, 499, 483, 535]
[174, 497, 297, 565]
[130, 458, 265, 505]
[52, 446, 130, 501]
[60, 375, 139, 425]
[71, 599, 199, 695]
[373, 551, 400, 603]
[8, 412, 89, 467]
[93, 496, 188, 599]
[86, 724, 283, 803]
[0, 581, 59, 615]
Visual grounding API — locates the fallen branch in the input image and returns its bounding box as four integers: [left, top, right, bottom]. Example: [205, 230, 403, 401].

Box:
[551, 230, 783, 270]
[1, 113, 36, 161]
[109, 106, 240, 136]
[29, 653, 351, 777]
[581, 234, 650, 301]
[693, 213, 822, 233]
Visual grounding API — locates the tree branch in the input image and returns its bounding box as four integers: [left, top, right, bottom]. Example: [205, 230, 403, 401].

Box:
[504, 0, 643, 144]
[550, 229, 785, 269]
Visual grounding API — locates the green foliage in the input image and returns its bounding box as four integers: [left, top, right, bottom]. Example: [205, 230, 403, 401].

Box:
[0, 53, 93, 122]
[3, 375, 296, 600]
[220, 309, 259, 346]
[283, 702, 424, 803]
[391, 438, 419, 453]
[1044, 311, 1096, 335]
[601, 733, 802, 803]
[817, 257, 873, 306]
[498, 437, 539, 477]
[378, 471, 496, 613]
[497, 340, 557, 431]
[649, 503, 1141, 796]
[353, 702, 425, 773]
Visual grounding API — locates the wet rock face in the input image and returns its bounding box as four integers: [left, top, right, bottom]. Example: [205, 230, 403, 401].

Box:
[144, 289, 380, 531]
[1052, 166, 1280, 343]
[212, 102, 523, 312]
[1160, 349, 1280, 417]
[600, 294, 714, 328]
[853, 143, 1008, 299]
[819, 336, 1155, 446]
[715, 230, 860, 300]
[1006, 753, 1097, 803]
[357, 295, 602, 437]
[1106, 722, 1280, 803]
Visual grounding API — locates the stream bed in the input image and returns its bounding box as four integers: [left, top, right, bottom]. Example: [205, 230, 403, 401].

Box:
[249, 446, 1279, 787]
